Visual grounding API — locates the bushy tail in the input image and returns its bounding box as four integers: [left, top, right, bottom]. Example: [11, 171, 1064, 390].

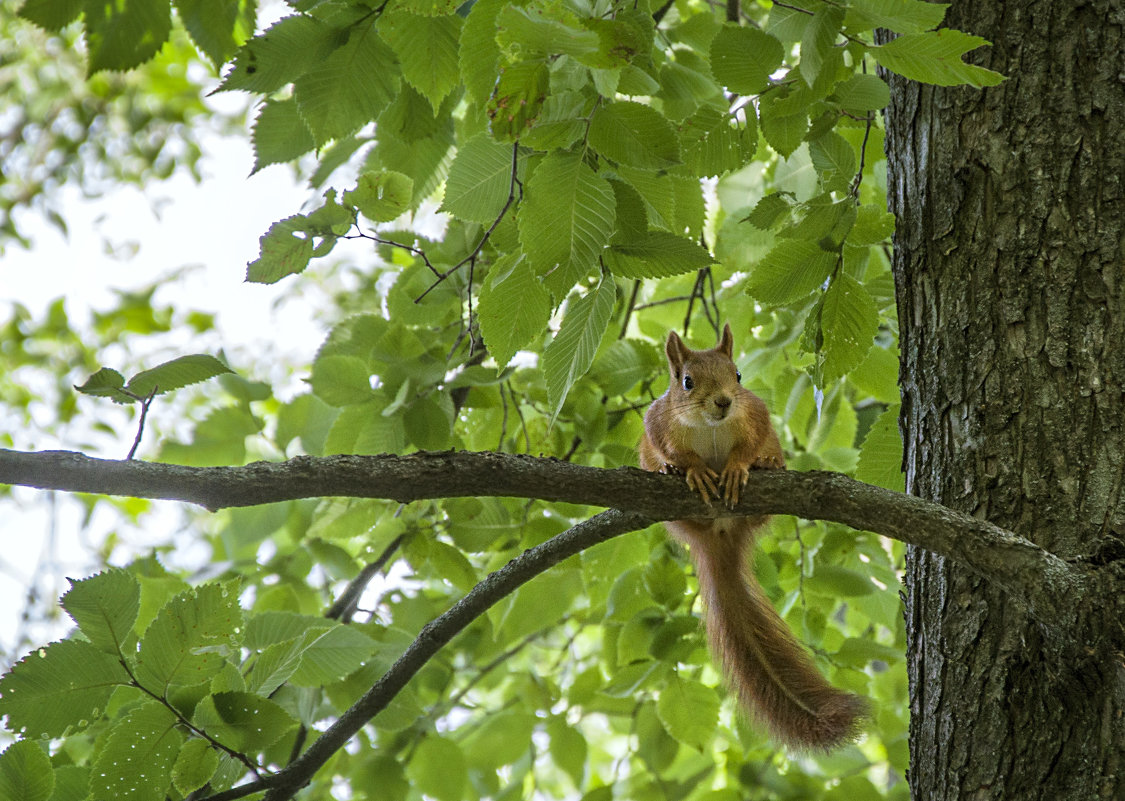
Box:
[675, 520, 866, 749]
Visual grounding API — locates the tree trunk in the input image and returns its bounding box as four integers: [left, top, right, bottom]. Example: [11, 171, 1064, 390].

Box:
[881, 1, 1125, 798]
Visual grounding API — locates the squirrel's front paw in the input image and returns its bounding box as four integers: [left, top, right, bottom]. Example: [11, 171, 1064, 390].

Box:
[720, 463, 750, 507]
[751, 454, 785, 470]
[684, 465, 720, 506]
[660, 462, 685, 476]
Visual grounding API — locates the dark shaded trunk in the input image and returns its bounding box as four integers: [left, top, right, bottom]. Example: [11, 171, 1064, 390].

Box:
[881, 1, 1125, 798]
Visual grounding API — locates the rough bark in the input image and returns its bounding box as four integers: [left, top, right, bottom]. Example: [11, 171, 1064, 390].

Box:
[882, 1, 1125, 798]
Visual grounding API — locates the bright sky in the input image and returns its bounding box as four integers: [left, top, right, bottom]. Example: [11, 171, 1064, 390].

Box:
[1, 109, 318, 656]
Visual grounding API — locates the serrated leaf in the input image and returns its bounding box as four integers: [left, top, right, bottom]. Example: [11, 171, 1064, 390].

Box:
[588, 101, 681, 170]
[171, 739, 220, 796]
[604, 232, 714, 279]
[710, 24, 784, 95]
[246, 215, 314, 284]
[399, 0, 460, 14]
[310, 354, 374, 407]
[850, 204, 896, 245]
[403, 393, 453, 450]
[459, 0, 503, 105]
[656, 675, 719, 751]
[832, 73, 890, 113]
[18, 0, 82, 31]
[847, 0, 949, 34]
[873, 30, 1005, 88]
[380, 10, 461, 111]
[0, 740, 54, 801]
[523, 90, 590, 151]
[175, 0, 251, 68]
[855, 404, 905, 492]
[294, 25, 400, 145]
[518, 151, 615, 296]
[462, 710, 536, 768]
[680, 106, 757, 177]
[487, 59, 550, 142]
[495, 5, 599, 59]
[478, 254, 551, 369]
[758, 91, 808, 158]
[193, 692, 297, 752]
[125, 354, 234, 397]
[344, 170, 414, 223]
[61, 570, 140, 656]
[290, 626, 378, 685]
[808, 131, 856, 189]
[745, 192, 794, 230]
[89, 702, 181, 801]
[217, 14, 335, 94]
[74, 367, 132, 403]
[542, 277, 616, 422]
[407, 736, 466, 801]
[135, 584, 242, 692]
[0, 640, 129, 738]
[799, 7, 844, 87]
[547, 716, 587, 787]
[252, 98, 315, 173]
[813, 272, 879, 384]
[748, 240, 836, 305]
[245, 611, 332, 649]
[84, 0, 172, 74]
[619, 166, 675, 231]
[440, 135, 516, 224]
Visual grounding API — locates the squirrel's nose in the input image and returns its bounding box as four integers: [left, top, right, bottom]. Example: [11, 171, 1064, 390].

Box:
[715, 396, 731, 410]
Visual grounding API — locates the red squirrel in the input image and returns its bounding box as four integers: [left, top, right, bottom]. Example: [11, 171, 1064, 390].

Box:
[638, 324, 865, 749]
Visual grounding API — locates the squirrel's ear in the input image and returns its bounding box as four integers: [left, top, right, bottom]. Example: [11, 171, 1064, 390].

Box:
[666, 331, 688, 370]
[717, 323, 734, 356]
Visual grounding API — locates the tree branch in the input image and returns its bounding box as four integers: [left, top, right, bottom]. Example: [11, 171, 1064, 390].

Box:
[0, 448, 1087, 629]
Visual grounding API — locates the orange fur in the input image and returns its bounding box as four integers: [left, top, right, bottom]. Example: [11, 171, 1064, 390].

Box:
[639, 324, 865, 749]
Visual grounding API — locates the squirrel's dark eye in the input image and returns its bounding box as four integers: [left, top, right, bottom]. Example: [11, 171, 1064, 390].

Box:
[736, 370, 742, 383]
[683, 375, 694, 391]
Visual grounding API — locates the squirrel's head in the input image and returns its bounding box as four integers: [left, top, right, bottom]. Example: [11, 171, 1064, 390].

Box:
[665, 324, 743, 423]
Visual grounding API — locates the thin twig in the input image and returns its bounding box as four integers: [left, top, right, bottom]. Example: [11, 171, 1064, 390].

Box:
[126, 385, 159, 460]
[415, 143, 523, 303]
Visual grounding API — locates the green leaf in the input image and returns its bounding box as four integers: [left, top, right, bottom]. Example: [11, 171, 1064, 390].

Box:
[680, 106, 757, 178]
[855, 404, 906, 492]
[807, 564, 877, 597]
[252, 98, 316, 173]
[850, 342, 900, 402]
[398, 0, 461, 14]
[542, 277, 616, 422]
[547, 716, 587, 787]
[0, 740, 54, 801]
[380, 10, 462, 111]
[619, 166, 675, 231]
[462, 710, 536, 768]
[84, 0, 172, 75]
[808, 131, 857, 190]
[310, 355, 374, 407]
[61, 569, 140, 656]
[174, 0, 250, 68]
[404, 394, 454, 450]
[294, 25, 400, 145]
[18, 0, 82, 31]
[604, 232, 714, 279]
[518, 151, 615, 296]
[89, 702, 181, 801]
[813, 272, 879, 384]
[193, 692, 298, 752]
[171, 739, 220, 796]
[758, 91, 809, 158]
[523, 91, 589, 151]
[495, 5, 598, 59]
[850, 204, 896, 245]
[218, 15, 335, 94]
[74, 367, 132, 403]
[745, 192, 794, 230]
[588, 101, 681, 170]
[135, 584, 242, 692]
[292, 625, 378, 685]
[125, 354, 234, 397]
[478, 254, 551, 369]
[246, 215, 315, 284]
[487, 59, 550, 142]
[873, 30, 1005, 88]
[847, 0, 949, 34]
[656, 674, 719, 751]
[0, 639, 129, 738]
[799, 7, 844, 87]
[459, 0, 504, 105]
[710, 24, 784, 95]
[831, 74, 890, 113]
[747, 240, 836, 305]
[345, 171, 414, 223]
[406, 736, 466, 801]
[440, 135, 515, 224]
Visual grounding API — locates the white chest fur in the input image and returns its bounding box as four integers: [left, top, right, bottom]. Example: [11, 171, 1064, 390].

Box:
[685, 417, 738, 472]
